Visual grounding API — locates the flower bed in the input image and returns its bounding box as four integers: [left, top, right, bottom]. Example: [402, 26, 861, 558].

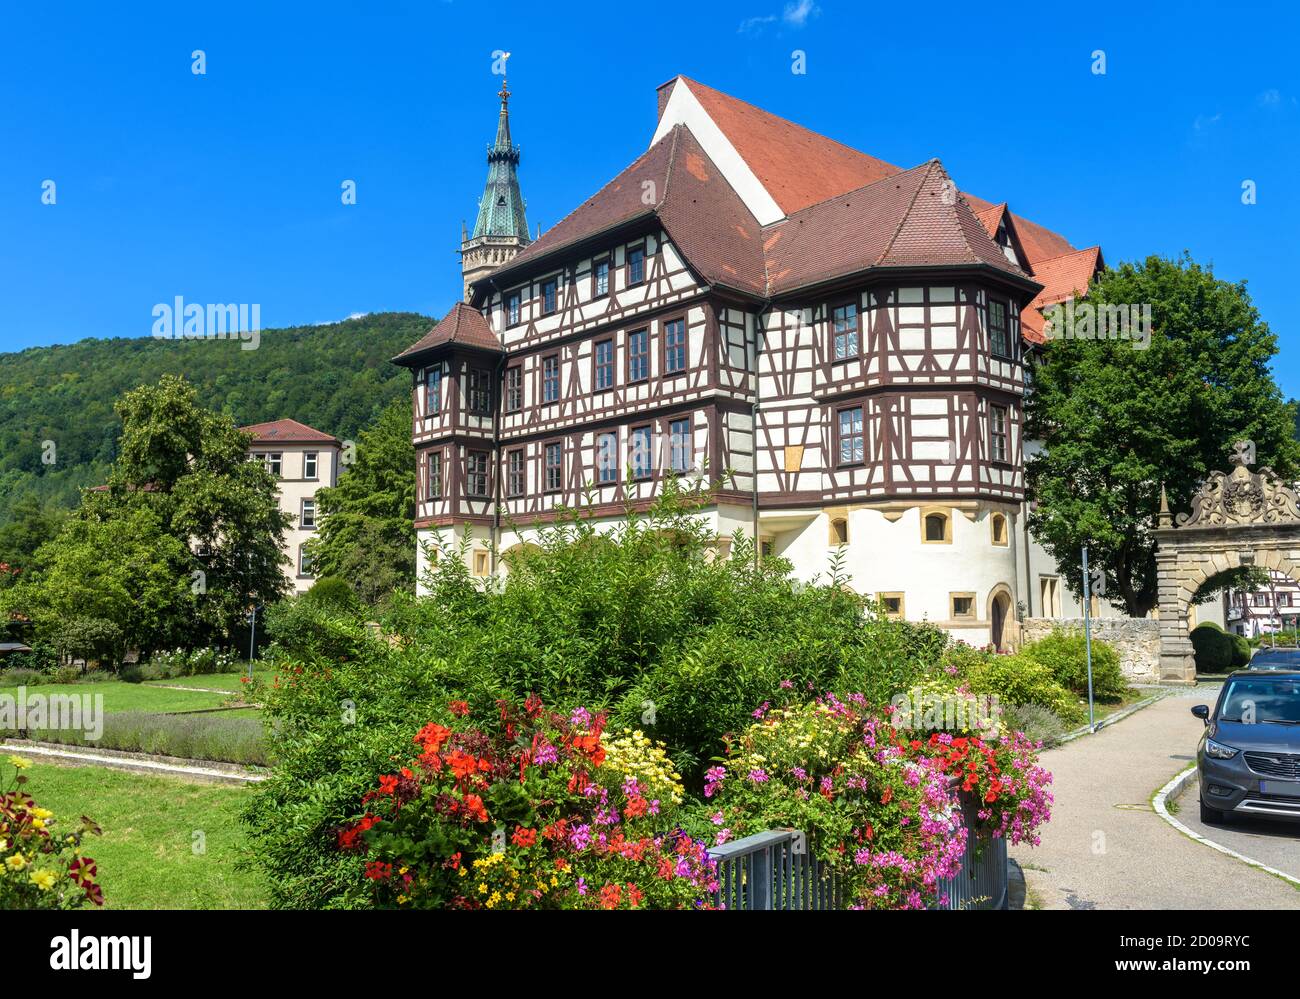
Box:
[334, 692, 1053, 911]
[337, 699, 719, 908]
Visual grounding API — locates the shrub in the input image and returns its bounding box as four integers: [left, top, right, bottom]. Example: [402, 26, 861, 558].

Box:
[7, 712, 270, 766]
[0, 756, 104, 908]
[1001, 703, 1068, 747]
[1230, 634, 1251, 668]
[961, 653, 1084, 725]
[264, 597, 369, 663]
[303, 576, 362, 616]
[0, 668, 46, 688]
[1191, 622, 1234, 673]
[242, 490, 1036, 909]
[1019, 629, 1128, 700]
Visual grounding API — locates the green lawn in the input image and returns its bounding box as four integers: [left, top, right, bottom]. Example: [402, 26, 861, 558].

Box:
[20, 761, 267, 909]
[11, 681, 230, 714]
[143, 670, 275, 693]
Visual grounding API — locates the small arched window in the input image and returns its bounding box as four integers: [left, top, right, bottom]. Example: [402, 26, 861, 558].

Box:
[923, 512, 949, 543]
[991, 513, 1008, 546]
[829, 517, 849, 546]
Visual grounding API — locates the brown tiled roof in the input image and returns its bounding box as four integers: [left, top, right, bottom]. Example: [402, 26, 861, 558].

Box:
[669, 77, 900, 215]
[393, 301, 501, 363]
[240, 418, 340, 444]
[763, 161, 1034, 295]
[973, 202, 1007, 238]
[485, 127, 766, 295]
[1027, 246, 1103, 309]
[656, 128, 766, 294]
[965, 193, 1075, 266]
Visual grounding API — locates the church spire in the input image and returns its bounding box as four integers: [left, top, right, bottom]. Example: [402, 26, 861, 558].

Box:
[470, 77, 530, 244]
[461, 76, 531, 300]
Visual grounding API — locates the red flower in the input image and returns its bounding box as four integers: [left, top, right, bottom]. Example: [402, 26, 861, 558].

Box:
[460, 794, 488, 823]
[364, 861, 392, 880]
[414, 722, 453, 752]
[880, 786, 893, 805]
[512, 827, 538, 848]
[449, 700, 470, 717]
[598, 883, 622, 909]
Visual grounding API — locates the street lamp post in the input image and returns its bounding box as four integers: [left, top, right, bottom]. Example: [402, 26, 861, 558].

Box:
[1081, 545, 1097, 733]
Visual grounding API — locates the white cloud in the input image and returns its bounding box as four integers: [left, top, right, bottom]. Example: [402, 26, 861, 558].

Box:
[1193, 112, 1222, 131]
[1257, 88, 1281, 106]
[738, 0, 820, 33]
[783, 0, 820, 27]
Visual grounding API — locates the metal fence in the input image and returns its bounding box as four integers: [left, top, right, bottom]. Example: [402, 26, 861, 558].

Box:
[707, 813, 1007, 911]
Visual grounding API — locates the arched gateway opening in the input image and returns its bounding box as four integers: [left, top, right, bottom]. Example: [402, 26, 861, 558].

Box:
[1154, 442, 1300, 683]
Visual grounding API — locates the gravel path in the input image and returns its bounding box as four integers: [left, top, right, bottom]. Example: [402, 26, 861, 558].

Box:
[1009, 687, 1299, 909]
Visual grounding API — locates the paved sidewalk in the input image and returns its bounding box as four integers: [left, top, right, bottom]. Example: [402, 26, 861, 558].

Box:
[1009, 688, 1300, 909]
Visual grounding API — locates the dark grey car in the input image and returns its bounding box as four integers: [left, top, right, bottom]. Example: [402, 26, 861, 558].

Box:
[1192, 670, 1300, 824]
[1249, 647, 1300, 671]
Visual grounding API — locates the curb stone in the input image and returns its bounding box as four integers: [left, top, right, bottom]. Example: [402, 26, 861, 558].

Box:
[1152, 765, 1300, 889]
[0, 739, 267, 785]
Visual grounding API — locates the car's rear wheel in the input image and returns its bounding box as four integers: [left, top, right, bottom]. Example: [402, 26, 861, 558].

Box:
[1199, 797, 1227, 824]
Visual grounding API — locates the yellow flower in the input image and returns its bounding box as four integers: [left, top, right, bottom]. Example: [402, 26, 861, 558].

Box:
[5, 756, 30, 771]
[396, 894, 409, 905]
[30, 819, 44, 830]
[31, 808, 52, 820]
[29, 869, 58, 891]
[458, 866, 469, 878]
[5, 854, 28, 871]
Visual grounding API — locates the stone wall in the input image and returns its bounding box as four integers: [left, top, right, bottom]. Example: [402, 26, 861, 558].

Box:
[1021, 617, 1162, 684]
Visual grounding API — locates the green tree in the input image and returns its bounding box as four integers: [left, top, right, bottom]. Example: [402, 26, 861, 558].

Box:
[0, 496, 63, 584]
[305, 399, 416, 606]
[1026, 253, 1300, 616]
[104, 374, 292, 641]
[3, 504, 192, 659]
[3, 376, 292, 655]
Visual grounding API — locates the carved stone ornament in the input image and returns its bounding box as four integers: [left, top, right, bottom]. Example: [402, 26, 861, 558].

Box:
[1176, 444, 1300, 527]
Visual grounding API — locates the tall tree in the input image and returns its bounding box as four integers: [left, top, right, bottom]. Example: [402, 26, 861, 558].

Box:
[1026, 253, 1300, 617]
[3, 375, 292, 653]
[306, 399, 416, 606]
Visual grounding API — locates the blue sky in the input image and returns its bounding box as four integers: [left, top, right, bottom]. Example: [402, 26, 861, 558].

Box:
[2, 0, 1297, 395]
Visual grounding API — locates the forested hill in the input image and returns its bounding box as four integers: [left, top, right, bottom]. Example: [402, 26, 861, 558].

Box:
[0, 311, 433, 522]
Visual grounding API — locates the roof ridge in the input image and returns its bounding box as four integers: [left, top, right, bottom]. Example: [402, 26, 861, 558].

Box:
[1032, 244, 1102, 266]
[658, 125, 682, 209]
[873, 160, 938, 267]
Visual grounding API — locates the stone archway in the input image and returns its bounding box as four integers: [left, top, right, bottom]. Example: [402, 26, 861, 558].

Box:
[1153, 442, 1300, 683]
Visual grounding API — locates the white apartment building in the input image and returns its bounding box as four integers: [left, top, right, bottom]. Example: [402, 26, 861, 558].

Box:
[242, 419, 342, 593]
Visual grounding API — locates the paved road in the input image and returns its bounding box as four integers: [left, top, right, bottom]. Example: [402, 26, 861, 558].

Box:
[1009, 687, 1299, 909]
[1178, 774, 1300, 882]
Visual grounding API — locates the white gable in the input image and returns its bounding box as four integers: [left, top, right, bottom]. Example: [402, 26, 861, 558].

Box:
[650, 78, 785, 226]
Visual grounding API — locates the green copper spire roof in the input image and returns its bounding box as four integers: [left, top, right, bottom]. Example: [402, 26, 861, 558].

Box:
[470, 79, 531, 243]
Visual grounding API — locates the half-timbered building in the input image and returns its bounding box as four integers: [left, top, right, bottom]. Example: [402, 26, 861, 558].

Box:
[395, 75, 1115, 648]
